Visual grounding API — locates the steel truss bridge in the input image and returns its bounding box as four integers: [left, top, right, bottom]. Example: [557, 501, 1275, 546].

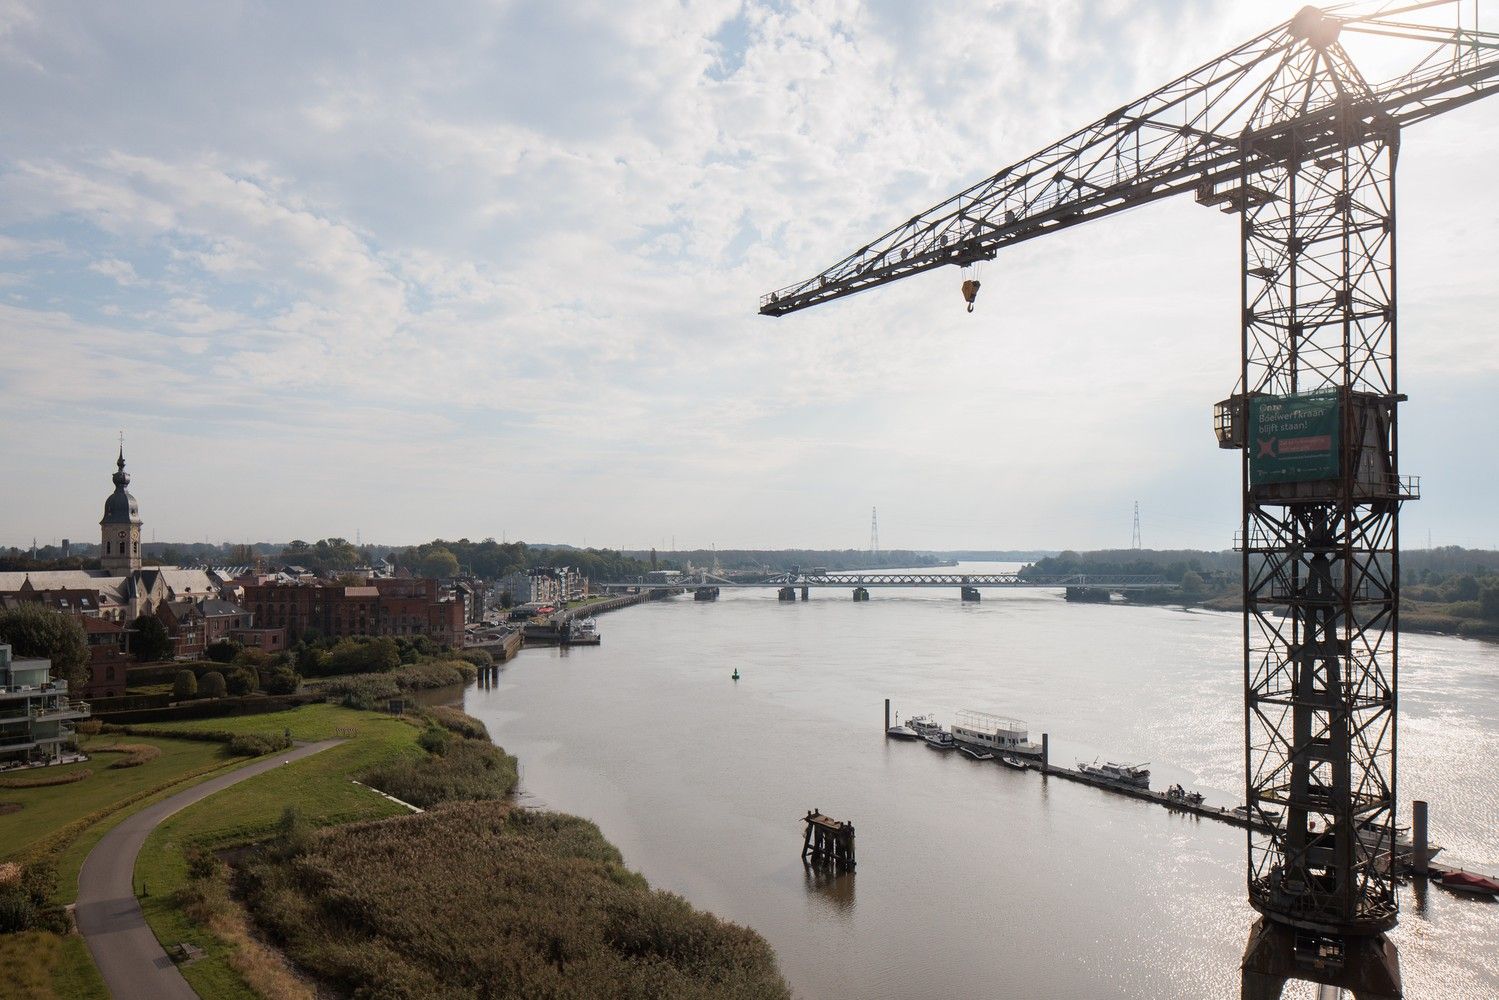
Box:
[600, 572, 1169, 591]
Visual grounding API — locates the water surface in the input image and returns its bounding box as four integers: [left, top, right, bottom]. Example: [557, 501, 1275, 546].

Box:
[465, 564, 1499, 998]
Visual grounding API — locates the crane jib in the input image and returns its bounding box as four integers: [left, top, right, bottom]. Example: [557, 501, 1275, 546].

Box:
[758, 8, 1499, 317]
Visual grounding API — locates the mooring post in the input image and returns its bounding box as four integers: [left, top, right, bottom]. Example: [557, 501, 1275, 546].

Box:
[1413, 799, 1429, 876]
[884, 698, 890, 734]
[1041, 733, 1050, 774]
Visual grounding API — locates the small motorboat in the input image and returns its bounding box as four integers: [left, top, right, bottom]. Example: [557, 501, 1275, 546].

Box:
[997, 755, 1028, 771]
[923, 731, 956, 751]
[959, 745, 994, 761]
[886, 711, 920, 740]
[731, 668, 740, 681]
[1439, 870, 1499, 896]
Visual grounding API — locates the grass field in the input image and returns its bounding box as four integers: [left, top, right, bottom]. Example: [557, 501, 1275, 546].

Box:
[0, 732, 253, 1000]
[134, 704, 423, 999]
[0, 733, 238, 883]
[120, 701, 380, 743]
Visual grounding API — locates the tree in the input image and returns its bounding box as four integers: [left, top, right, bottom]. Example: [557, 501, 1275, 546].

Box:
[1480, 583, 1499, 622]
[416, 548, 460, 580]
[262, 667, 300, 695]
[172, 669, 198, 700]
[131, 615, 174, 662]
[326, 637, 401, 675]
[0, 605, 89, 690]
[205, 638, 241, 663]
[499, 591, 514, 609]
[199, 670, 227, 698]
[226, 666, 259, 696]
[1179, 571, 1206, 598]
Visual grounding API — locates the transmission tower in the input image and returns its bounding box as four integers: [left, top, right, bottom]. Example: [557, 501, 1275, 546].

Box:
[1131, 501, 1142, 550]
[869, 507, 880, 565]
[760, 6, 1499, 997]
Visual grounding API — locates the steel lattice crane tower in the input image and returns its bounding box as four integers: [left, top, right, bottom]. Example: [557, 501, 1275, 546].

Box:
[759, 4, 1499, 997]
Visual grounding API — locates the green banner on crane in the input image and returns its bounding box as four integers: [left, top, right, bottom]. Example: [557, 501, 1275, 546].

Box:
[1248, 392, 1340, 485]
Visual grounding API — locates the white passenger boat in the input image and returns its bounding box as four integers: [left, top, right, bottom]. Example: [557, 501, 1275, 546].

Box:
[951, 709, 1043, 760]
[1078, 759, 1151, 789]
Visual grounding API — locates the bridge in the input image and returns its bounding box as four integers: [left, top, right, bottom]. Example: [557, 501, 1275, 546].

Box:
[598, 571, 1171, 601]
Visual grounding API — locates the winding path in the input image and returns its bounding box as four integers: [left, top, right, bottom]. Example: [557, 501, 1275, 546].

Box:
[75, 739, 341, 1000]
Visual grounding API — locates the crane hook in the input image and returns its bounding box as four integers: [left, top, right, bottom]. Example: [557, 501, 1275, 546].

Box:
[961, 278, 981, 313]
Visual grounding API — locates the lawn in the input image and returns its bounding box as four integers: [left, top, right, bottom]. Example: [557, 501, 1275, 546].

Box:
[0, 733, 250, 1000]
[0, 733, 238, 888]
[134, 704, 423, 999]
[129, 701, 379, 742]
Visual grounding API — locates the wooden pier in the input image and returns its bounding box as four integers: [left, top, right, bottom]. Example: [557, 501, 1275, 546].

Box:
[802, 810, 856, 871]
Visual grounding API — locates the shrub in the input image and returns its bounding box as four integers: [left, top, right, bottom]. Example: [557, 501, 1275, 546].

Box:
[428, 706, 489, 741]
[173, 669, 198, 700]
[90, 743, 161, 768]
[362, 739, 517, 809]
[199, 671, 227, 698]
[205, 639, 242, 663]
[234, 647, 272, 670]
[227, 666, 260, 697]
[456, 648, 493, 669]
[315, 661, 478, 710]
[325, 637, 401, 676]
[0, 769, 90, 789]
[416, 726, 451, 756]
[227, 733, 292, 757]
[240, 802, 790, 1000]
[261, 667, 301, 696]
[75, 719, 102, 736]
[0, 863, 66, 934]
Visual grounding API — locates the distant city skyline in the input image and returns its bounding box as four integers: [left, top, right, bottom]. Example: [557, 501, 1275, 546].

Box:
[2, 2, 1496, 551]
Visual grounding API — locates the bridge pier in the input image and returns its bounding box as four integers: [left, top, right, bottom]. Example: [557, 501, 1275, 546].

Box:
[961, 586, 980, 602]
[801, 586, 809, 601]
[852, 587, 869, 601]
[778, 587, 796, 602]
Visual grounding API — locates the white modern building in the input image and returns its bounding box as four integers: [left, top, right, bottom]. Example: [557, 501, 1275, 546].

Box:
[0, 644, 90, 767]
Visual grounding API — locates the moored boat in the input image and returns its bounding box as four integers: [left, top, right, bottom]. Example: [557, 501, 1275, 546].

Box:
[1078, 759, 1150, 789]
[958, 745, 993, 761]
[951, 709, 1043, 760]
[1439, 870, 1499, 896]
[886, 712, 920, 740]
[997, 755, 1028, 771]
[923, 731, 956, 750]
[906, 714, 945, 739]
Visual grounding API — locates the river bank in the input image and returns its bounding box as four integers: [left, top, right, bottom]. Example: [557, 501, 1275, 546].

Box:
[1130, 589, 1499, 643]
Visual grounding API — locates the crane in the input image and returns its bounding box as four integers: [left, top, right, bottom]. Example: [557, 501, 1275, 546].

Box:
[759, 4, 1499, 998]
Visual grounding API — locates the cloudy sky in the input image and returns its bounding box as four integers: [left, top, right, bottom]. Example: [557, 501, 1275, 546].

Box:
[1, 0, 1496, 553]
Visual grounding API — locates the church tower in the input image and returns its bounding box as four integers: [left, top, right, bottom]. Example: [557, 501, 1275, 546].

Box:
[99, 446, 142, 574]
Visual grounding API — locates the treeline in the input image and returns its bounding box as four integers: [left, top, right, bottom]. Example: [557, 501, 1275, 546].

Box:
[624, 548, 952, 572]
[394, 539, 651, 582]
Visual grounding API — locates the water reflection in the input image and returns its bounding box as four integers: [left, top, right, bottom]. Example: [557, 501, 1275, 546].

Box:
[802, 864, 856, 916]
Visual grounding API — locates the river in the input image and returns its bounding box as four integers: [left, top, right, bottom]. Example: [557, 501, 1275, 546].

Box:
[463, 563, 1499, 999]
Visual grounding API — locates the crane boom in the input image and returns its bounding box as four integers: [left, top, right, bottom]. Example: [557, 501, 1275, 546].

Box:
[759, 4, 1499, 317]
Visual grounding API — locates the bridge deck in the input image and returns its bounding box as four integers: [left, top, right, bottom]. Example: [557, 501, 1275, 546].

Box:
[601, 573, 1169, 590]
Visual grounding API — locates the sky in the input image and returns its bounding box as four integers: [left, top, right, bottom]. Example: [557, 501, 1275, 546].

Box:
[1, 0, 1496, 553]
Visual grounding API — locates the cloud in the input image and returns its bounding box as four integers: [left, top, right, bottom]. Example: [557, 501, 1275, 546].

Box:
[0, 0, 1494, 551]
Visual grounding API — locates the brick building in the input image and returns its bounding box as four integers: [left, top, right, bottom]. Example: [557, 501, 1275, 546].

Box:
[243, 577, 464, 648]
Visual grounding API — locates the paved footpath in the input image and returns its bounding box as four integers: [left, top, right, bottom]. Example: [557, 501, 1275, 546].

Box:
[75, 739, 342, 1000]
